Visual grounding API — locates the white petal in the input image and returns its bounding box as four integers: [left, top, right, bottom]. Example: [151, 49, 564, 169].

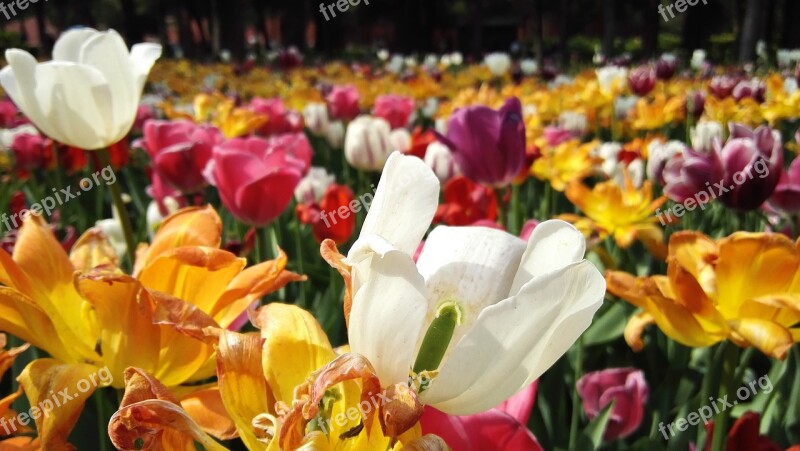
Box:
[79, 29, 137, 142]
[32, 62, 113, 149]
[416, 226, 526, 330]
[420, 260, 605, 415]
[130, 43, 162, 90]
[509, 220, 586, 295]
[349, 249, 429, 386]
[354, 152, 439, 257]
[52, 27, 99, 62]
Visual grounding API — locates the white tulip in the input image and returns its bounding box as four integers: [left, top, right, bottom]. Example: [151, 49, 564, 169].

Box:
[484, 52, 512, 76]
[145, 198, 179, 239]
[520, 58, 538, 76]
[646, 139, 686, 182]
[295, 167, 336, 203]
[324, 120, 345, 149]
[424, 141, 459, 182]
[614, 96, 638, 120]
[559, 111, 588, 136]
[691, 49, 707, 70]
[596, 66, 628, 95]
[386, 55, 405, 74]
[785, 77, 799, 95]
[0, 28, 161, 150]
[389, 128, 411, 153]
[691, 120, 724, 152]
[303, 102, 330, 135]
[344, 116, 393, 171]
[344, 152, 605, 415]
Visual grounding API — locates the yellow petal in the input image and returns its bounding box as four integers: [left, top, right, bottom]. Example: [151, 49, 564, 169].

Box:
[134, 206, 222, 276]
[17, 359, 111, 449]
[0, 287, 74, 364]
[214, 329, 273, 450]
[254, 303, 336, 404]
[179, 387, 238, 441]
[109, 368, 227, 451]
[728, 319, 794, 360]
[70, 227, 120, 272]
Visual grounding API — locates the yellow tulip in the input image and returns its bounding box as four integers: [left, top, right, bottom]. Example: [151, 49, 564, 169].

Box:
[607, 231, 800, 359]
[562, 176, 667, 258]
[531, 139, 600, 191]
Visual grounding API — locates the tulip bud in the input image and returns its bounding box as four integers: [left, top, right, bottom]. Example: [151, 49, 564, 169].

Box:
[655, 53, 678, 80]
[628, 66, 656, 96]
[344, 116, 394, 171]
[576, 368, 649, 441]
[424, 141, 458, 182]
[326, 85, 361, 121]
[484, 52, 512, 76]
[303, 102, 331, 135]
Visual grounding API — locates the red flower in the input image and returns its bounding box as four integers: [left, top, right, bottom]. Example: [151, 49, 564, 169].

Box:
[373, 94, 415, 129]
[434, 176, 498, 226]
[406, 128, 436, 159]
[296, 184, 356, 245]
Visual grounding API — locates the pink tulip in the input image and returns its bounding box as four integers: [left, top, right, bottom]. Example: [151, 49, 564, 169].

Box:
[373, 94, 415, 129]
[11, 133, 51, 171]
[767, 132, 800, 213]
[325, 85, 361, 121]
[421, 382, 542, 451]
[520, 219, 540, 241]
[543, 126, 575, 147]
[250, 97, 303, 136]
[0, 99, 22, 128]
[576, 368, 649, 441]
[143, 120, 222, 193]
[210, 137, 305, 226]
[266, 132, 313, 175]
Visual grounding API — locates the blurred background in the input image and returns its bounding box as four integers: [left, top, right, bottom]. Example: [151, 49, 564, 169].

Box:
[0, 0, 796, 65]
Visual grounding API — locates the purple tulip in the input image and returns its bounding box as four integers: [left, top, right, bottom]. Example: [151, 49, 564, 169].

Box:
[732, 78, 766, 103]
[576, 368, 649, 441]
[767, 157, 800, 213]
[686, 90, 706, 118]
[439, 97, 526, 187]
[655, 54, 678, 80]
[715, 123, 782, 210]
[709, 76, 739, 99]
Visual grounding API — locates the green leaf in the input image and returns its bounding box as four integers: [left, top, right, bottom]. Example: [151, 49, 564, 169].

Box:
[574, 401, 615, 451]
[582, 301, 628, 346]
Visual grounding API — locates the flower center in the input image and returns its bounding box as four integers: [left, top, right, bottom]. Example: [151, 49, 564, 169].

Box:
[412, 302, 464, 381]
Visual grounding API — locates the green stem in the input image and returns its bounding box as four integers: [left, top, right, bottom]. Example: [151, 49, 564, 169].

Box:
[568, 337, 584, 450]
[97, 149, 135, 269]
[710, 343, 741, 451]
[94, 389, 111, 451]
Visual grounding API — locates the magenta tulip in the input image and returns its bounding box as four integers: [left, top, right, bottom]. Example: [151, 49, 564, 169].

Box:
[11, 133, 50, 171]
[576, 368, 649, 441]
[420, 382, 542, 451]
[768, 131, 800, 213]
[628, 66, 657, 96]
[709, 76, 739, 99]
[143, 119, 222, 193]
[732, 79, 766, 103]
[210, 137, 305, 226]
[439, 97, 526, 187]
[325, 85, 361, 121]
[373, 94, 416, 129]
[655, 54, 678, 80]
[250, 97, 302, 136]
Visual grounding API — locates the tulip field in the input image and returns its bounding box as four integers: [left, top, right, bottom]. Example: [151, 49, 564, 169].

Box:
[3, 27, 800, 451]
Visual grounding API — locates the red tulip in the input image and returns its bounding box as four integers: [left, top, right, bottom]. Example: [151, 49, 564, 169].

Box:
[251, 97, 303, 136]
[210, 136, 305, 226]
[325, 85, 361, 121]
[576, 368, 649, 441]
[407, 127, 436, 159]
[295, 184, 356, 245]
[11, 133, 52, 173]
[143, 119, 222, 193]
[434, 176, 498, 226]
[420, 382, 542, 451]
[373, 94, 415, 129]
[703, 413, 783, 451]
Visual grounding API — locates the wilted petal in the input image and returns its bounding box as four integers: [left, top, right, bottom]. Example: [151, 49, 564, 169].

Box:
[70, 228, 120, 272]
[179, 387, 238, 441]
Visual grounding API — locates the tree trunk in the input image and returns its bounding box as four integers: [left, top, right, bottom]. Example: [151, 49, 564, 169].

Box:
[781, 0, 800, 48]
[119, 0, 143, 43]
[532, 0, 544, 68]
[739, 0, 762, 63]
[35, 3, 52, 56]
[602, 0, 615, 58]
[642, 0, 660, 57]
[218, 0, 244, 60]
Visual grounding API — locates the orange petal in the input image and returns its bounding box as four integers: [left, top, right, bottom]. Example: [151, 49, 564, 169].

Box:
[624, 311, 655, 352]
[320, 240, 353, 328]
[728, 319, 794, 360]
[70, 228, 120, 272]
[179, 387, 238, 441]
[641, 288, 722, 348]
[0, 287, 74, 364]
[109, 368, 226, 451]
[605, 271, 648, 309]
[0, 334, 28, 380]
[77, 274, 161, 388]
[17, 359, 111, 449]
[212, 248, 307, 328]
[214, 329, 273, 450]
[134, 206, 222, 276]
[254, 303, 336, 404]
[668, 231, 718, 296]
[0, 436, 40, 449]
[138, 247, 245, 316]
[11, 214, 74, 296]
